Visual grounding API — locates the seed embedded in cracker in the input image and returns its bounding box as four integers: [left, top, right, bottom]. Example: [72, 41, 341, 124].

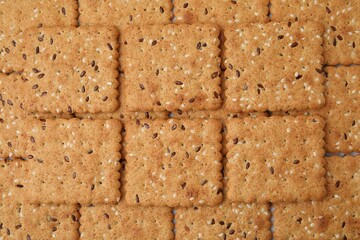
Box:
[121, 24, 222, 112]
[124, 119, 223, 207]
[224, 21, 325, 112]
[226, 115, 326, 203]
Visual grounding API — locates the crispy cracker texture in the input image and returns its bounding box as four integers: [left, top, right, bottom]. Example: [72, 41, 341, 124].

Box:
[0, 200, 80, 240]
[224, 21, 325, 112]
[226, 115, 326, 203]
[121, 24, 222, 112]
[174, 0, 269, 28]
[16, 26, 119, 114]
[271, 0, 360, 65]
[124, 119, 223, 207]
[0, 119, 122, 204]
[176, 202, 271, 240]
[79, 0, 172, 31]
[274, 155, 360, 239]
[0, 0, 78, 73]
[79, 203, 174, 240]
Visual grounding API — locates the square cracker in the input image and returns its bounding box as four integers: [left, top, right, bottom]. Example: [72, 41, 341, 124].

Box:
[0, 201, 79, 240]
[274, 155, 360, 239]
[176, 203, 271, 240]
[79, 0, 172, 31]
[14, 26, 119, 114]
[124, 119, 223, 207]
[79, 203, 173, 240]
[121, 24, 222, 112]
[0, 0, 78, 73]
[271, 0, 360, 65]
[224, 21, 325, 112]
[226, 115, 326, 203]
[316, 66, 360, 153]
[174, 0, 269, 29]
[0, 119, 121, 204]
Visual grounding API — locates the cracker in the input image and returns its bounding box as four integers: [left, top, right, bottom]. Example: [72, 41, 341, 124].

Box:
[271, 0, 360, 65]
[176, 203, 271, 240]
[121, 24, 222, 112]
[0, 0, 78, 73]
[174, 0, 269, 29]
[79, 203, 173, 239]
[75, 74, 169, 121]
[0, 119, 121, 204]
[226, 115, 326, 203]
[224, 21, 325, 112]
[0, 201, 79, 239]
[15, 26, 119, 114]
[79, 0, 172, 31]
[274, 155, 360, 239]
[316, 66, 360, 153]
[124, 119, 223, 207]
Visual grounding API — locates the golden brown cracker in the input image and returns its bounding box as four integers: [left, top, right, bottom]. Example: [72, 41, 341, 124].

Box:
[124, 119, 223, 207]
[121, 24, 222, 112]
[224, 21, 325, 112]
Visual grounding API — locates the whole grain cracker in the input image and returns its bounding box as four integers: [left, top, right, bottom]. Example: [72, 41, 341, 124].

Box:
[124, 119, 223, 207]
[79, 203, 174, 240]
[79, 0, 172, 31]
[0, 200, 79, 240]
[0, 0, 78, 73]
[0, 119, 122, 204]
[274, 155, 360, 239]
[121, 24, 222, 112]
[174, 0, 269, 29]
[224, 21, 325, 112]
[16, 26, 119, 114]
[226, 115, 326, 203]
[271, 0, 360, 65]
[176, 202, 271, 240]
